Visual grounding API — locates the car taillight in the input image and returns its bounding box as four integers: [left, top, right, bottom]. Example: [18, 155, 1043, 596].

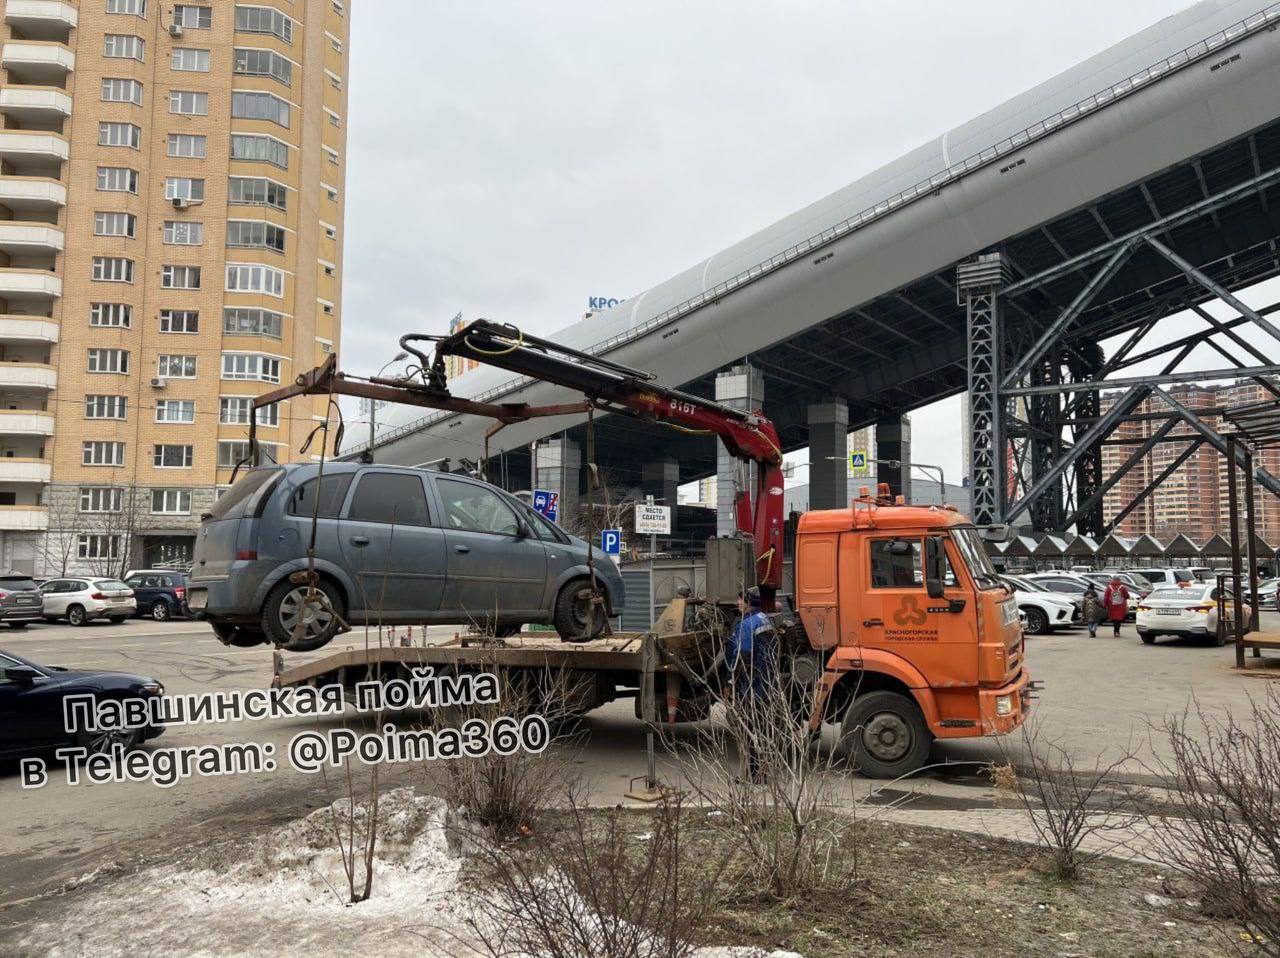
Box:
[236, 550, 257, 561]
[91, 592, 106, 600]
[0, 591, 8, 600]
[1187, 604, 1213, 613]
[1137, 605, 1150, 611]
[175, 587, 186, 598]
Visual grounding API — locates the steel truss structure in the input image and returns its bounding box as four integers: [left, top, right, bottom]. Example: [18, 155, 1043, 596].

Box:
[961, 165, 1280, 534]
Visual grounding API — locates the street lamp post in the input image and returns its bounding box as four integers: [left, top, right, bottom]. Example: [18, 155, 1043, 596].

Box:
[367, 351, 409, 462]
[872, 458, 946, 503]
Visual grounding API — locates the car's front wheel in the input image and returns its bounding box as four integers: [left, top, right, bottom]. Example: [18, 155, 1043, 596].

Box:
[1023, 607, 1050, 635]
[77, 725, 142, 756]
[7, 621, 27, 629]
[150, 601, 172, 622]
[67, 604, 87, 627]
[553, 580, 607, 642]
[261, 579, 344, 652]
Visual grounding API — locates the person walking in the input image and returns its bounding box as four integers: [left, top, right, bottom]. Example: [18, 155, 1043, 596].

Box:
[726, 586, 778, 783]
[1102, 576, 1130, 637]
[1082, 582, 1102, 637]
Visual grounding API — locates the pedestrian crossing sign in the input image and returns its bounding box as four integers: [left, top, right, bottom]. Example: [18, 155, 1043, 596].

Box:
[849, 452, 868, 475]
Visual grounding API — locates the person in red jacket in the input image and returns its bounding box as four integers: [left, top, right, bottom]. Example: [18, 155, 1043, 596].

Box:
[1102, 577, 1130, 637]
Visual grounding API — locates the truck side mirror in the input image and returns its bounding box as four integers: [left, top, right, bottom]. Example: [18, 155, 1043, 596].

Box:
[925, 536, 946, 599]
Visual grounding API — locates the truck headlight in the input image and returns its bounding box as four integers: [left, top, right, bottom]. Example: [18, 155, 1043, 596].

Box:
[995, 694, 1013, 717]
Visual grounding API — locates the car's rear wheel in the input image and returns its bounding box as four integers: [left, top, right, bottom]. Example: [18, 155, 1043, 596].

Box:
[151, 601, 172, 622]
[211, 622, 267, 648]
[67, 604, 87, 627]
[1023, 607, 1049, 635]
[7, 621, 27, 629]
[109, 617, 127, 625]
[262, 579, 344, 652]
[553, 580, 607, 642]
[840, 690, 932, 779]
[1139, 630, 1156, 645]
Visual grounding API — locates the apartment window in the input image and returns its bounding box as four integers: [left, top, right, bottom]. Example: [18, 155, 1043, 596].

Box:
[152, 489, 192, 514]
[220, 396, 278, 426]
[167, 133, 206, 158]
[223, 307, 282, 338]
[231, 90, 290, 128]
[107, 0, 147, 14]
[233, 48, 292, 86]
[155, 400, 195, 424]
[323, 185, 338, 202]
[321, 262, 336, 277]
[332, 1, 344, 16]
[327, 71, 342, 91]
[92, 257, 134, 283]
[227, 176, 287, 210]
[169, 91, 209, 116]
[218, 440, 277, 468]
[229, 133, 288, 169]
[83, 441, 126, 466]
[84, 395, 127, 420]
[328, 34, 343, 54]
[79, 487, 123, 513]
[171, 48, 210, 72]
[161, 265, 201, 290]
[94, 212, 136, 238]
[154, 444, 193, 468]
[88, 348, 129, 374]
[104, 35, 145, 61]
[325, 109, 341, 129]
[101, 78, 143, 105]
[163, 221, 203, 245]
[157, 355, 197, 379]
[173, 5, 212, 28]
[226, 220, 285, 253]
[96, 166, 138, 193]
[221, 353, 281, 383]
[324, 147, 339, 167]
[160, 309, 199, 333]
[78, 534, 122, 559]
[99, 122, 142, 149]
[90, 303, 132, 328]
[164, 177, 205, 202]
[235, 6, 293, 43]
[226, 263, 284, 297]
[323, 223, 336, 239]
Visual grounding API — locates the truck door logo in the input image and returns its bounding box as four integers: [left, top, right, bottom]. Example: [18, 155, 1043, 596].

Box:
[894, 596, 927, 626]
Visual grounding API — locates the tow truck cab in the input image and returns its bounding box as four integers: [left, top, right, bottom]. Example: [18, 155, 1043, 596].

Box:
[794, 500, 1030, 767]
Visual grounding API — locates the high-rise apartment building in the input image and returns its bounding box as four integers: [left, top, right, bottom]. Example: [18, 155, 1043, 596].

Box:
[0, 0, 349, 574]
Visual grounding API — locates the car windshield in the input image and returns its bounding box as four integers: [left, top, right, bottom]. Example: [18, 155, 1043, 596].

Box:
[95, 579, 129, 591]
[951, 527, 1001, 589]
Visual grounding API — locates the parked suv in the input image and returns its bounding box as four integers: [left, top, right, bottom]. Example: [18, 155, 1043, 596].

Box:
[188, 463, 626, 651]
[39, 578, 136, 626]
[0, 572, 46, 628]
[124, 570, 190, 621]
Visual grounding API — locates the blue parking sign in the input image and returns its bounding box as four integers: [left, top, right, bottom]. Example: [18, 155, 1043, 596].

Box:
[532, 489, 559, 523]
[601, 529, 621, 555]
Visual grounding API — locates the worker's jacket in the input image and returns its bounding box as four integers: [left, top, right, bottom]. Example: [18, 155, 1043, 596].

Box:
[1102, 584, 1130, 621]
[726, 610, 777, 699]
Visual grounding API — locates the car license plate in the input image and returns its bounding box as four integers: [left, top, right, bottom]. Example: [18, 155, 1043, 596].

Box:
[15, 595, 36, 605]
[1158, 608, 1181, 615]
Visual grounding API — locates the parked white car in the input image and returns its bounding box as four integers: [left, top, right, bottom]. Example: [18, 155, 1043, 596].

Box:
[1123, 567, 1194, 588]
[1001, 574, 1078, 635]
[39, 577, 136, 626]
[1135, 583, 1225, 646]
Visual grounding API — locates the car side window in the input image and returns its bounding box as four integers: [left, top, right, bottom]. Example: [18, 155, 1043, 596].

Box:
[125, 576, 141, 588]
[436, 478, 520, 537]
[161, 576, 174, 588]
[870, 539, 920, 588]
[289, 473, 354, 519]
[517, 501, 561, 542]
[346, 473, 431, 526]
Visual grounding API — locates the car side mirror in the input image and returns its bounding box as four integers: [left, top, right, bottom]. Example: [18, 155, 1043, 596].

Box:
[4, 665, 39, 685]
[925, 536, 946, 599]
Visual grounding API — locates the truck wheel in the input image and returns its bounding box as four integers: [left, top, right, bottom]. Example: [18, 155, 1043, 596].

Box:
[840, 690, 932, 779]
[1023, 607, 1049, 635]
[261, 580, 344, 652]
[67, 605, 87, 627]
[211, 622, 267, 648]
[553, 581, 607, 642]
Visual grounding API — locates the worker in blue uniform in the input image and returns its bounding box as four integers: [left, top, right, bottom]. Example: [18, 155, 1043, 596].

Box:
[726, 586, 777, 782]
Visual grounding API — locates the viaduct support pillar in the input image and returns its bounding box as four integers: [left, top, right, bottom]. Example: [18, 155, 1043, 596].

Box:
[957, 253, 1012, 527]
[714, 364, 764, 536]
[875, 416, 911, 500]
[641, 458, 679, 532]
[807, 400, 848, 510]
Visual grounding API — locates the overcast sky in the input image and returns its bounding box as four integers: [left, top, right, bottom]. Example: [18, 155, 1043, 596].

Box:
[340, 0, 1272, 486]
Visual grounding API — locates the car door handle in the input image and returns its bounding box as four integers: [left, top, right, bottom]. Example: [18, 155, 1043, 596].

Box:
[349, 535, 370, 546]
[454, 544, 471, 554]
[863, 618, 883, 627]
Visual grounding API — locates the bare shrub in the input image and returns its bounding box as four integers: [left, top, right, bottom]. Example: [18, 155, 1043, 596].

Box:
[455, 793, 730, 958]
[999, 723, 1141, 880]
[1149, 690, 1280, 956]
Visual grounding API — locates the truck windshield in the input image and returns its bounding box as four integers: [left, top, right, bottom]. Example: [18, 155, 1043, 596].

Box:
[952, 527, 1001, 590]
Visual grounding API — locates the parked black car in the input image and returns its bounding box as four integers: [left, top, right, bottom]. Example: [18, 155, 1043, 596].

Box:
[0, 648, 164, 757]
[124, 569, 190, 621]
[0, 572, 46, 629]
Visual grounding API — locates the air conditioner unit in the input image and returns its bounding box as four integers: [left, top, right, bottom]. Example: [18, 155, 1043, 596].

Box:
[169, 23, 184, 38]
[150, 377, 166, 389]
[171, 197, 189, 210]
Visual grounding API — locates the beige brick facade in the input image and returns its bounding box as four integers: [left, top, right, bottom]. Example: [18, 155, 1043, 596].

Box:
[0, 0, 348, 573]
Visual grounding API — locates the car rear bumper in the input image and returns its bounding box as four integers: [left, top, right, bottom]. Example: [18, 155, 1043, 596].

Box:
[89, 599, 136, 617]
[0, 605, 42, 620]
[187, 569, 261, 622]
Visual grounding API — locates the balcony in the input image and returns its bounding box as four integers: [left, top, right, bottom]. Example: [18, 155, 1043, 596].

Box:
[4, 2, 77, 42]
[2, 41, 74, 85]
[0, 131, 67, 176]
[0, 505, 49, 531]
[0, 363, 53, 391]
[0, 458, 49, 482]
[0, 270, 59, 303]
[0, 223, 61, 254]
[0, 411, 52, 436]
[0, 176, 64, 212]
[0, 85, 70, 124]
[0, 316, 56, 343]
